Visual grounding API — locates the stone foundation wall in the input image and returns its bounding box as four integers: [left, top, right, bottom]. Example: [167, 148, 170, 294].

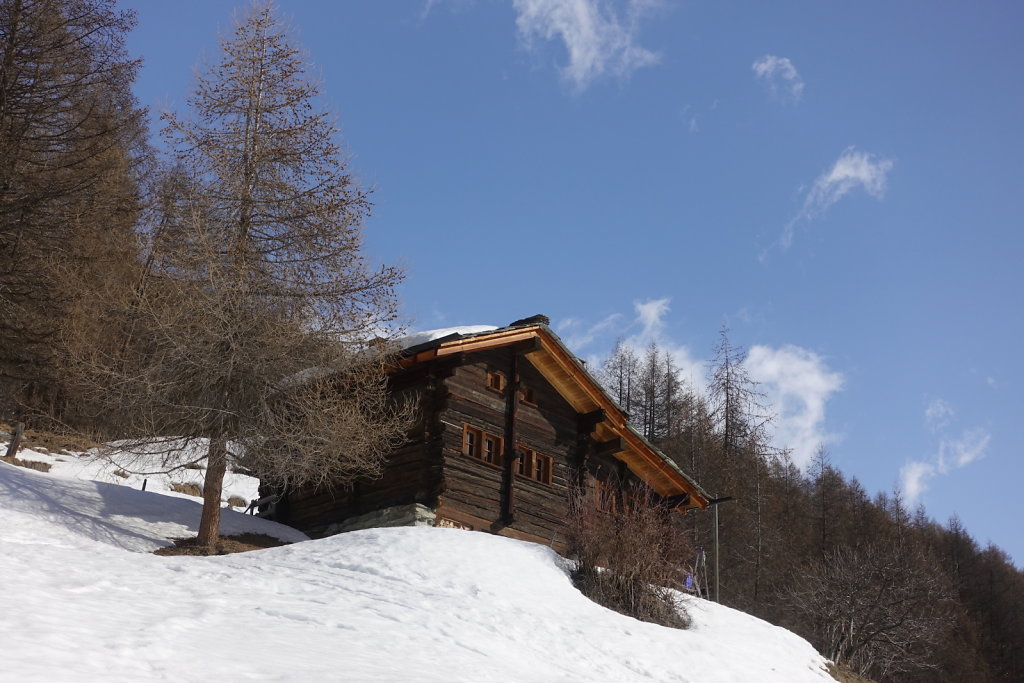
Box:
[317, 503, 437, 537]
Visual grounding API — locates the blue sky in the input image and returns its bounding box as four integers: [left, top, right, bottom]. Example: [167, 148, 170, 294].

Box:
[120, 0, 1023, 566]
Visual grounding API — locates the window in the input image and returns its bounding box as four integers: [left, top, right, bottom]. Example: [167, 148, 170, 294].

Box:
[519, 385, 536, 405]
[486, 371, 505, 393]
[482, 434, 502, 465]
[463, 426, 481, 458]
[533, 453, 550, 483]
[462, 424, 503, 467]
[517, 447, 553, 486]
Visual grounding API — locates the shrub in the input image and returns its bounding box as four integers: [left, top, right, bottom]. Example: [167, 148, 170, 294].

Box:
[170, 482, 203, 497]
[1, 455, 51, 473]
[566, 480, 692, 628]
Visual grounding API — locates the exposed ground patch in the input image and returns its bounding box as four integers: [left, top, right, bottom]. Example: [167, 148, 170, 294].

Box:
[154, 533, 290, 556]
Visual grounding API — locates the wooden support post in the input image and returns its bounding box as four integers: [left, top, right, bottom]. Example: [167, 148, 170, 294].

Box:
[573, 410, 605, 505]
[4, 422, 25, 459]
[502, 354, 520, 523]
[713, 497, 720, 603]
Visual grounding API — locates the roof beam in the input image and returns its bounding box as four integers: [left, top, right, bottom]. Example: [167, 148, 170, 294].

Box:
[578, 409, 605, 433]
[592, 437, 623, 459]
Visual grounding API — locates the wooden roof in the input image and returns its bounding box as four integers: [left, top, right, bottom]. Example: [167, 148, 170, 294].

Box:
[398, 323, 710, 510]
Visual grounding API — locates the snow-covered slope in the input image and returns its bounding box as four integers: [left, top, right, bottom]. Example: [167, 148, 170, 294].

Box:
[0, 458, 834, 682]
[13, 439, 265, 507]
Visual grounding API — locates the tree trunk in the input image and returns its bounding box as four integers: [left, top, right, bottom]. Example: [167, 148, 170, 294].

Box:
[4, 421, 25, 458]
[196, 437, 228, 547]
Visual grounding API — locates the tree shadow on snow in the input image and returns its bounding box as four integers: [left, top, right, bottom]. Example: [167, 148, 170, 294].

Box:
[0, 461, 201, 551]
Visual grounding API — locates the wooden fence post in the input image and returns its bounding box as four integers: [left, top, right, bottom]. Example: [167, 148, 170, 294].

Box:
[4, 422, 25, 459]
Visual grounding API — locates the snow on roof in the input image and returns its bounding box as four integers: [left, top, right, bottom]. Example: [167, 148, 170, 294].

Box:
[397, 325, 499, 349]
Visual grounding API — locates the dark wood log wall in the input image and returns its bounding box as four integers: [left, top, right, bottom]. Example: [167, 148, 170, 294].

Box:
[277, 345, 650, 543]
[276, 365, 445, 537]
[436, 348, 582, 547]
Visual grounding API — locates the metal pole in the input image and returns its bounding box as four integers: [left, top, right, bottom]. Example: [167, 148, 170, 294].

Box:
[713, 496, 720, 603]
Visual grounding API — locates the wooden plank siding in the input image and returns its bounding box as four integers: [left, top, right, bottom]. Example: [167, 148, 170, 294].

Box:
[436, 348, 580, 548]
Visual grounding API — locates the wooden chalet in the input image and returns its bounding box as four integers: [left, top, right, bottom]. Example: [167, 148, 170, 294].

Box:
[268, 315, 710, 549]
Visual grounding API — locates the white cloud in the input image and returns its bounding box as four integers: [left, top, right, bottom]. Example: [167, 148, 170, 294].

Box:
[900, 460, 936, 502]
[752, 54, 804, 102]
[681, 104, 698, 133]
[567, 303, 846, 468]
[780, 147, 895, 249]
[804, 147, 893, 214]
[938, 428, 990, 472]
[901, 399, 991, 502]
[925, 397, 955, 432]
[634, 297, 670, 338]
[744, 345, 844, 469]
[573, 298, 703, 388]
[420, 0, 440, 19]
[623, 298, 704, 387]
[420, 0, 477, 21]
[558, 312, 622, 350]
[513, 0, 660, 91]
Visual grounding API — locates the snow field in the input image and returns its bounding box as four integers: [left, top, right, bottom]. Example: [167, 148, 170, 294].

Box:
[0, 446, 835, 682]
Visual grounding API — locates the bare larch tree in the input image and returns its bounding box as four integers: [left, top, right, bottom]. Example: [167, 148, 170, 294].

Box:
[783, 539, 954, 679]
[74, 2, 409, 548]
[0, 0, 146, 423]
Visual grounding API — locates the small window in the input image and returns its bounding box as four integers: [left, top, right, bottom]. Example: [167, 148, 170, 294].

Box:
[463, 426, 481, 458]
[486, 371, 505, 393]
[463, 424, 503, 468]
[517, 447, 553, 486]
[520, 385, 536, 405]
[533, 454, 550, 483]
[482, 434, 503, 466]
